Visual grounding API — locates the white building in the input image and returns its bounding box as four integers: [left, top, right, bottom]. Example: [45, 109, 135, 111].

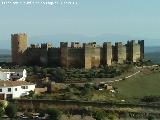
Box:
[0, 80, 35, 100]
[0, 68, 27, 81]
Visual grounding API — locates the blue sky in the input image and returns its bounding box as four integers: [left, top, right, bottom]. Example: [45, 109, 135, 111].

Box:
[0, 0, 160, 49]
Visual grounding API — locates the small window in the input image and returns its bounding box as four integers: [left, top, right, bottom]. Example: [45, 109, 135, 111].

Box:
[21, 86, 28, 89]
[15, 88, 17, 91]
[21, 86, 25, 89]
[17, 73, 19, 76]
[8, 88, 11, 92]
[0, 89, 2, 92]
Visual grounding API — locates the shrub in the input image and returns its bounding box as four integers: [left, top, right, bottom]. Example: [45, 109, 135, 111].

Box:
[81, 83, 93, 96]
[107, 112, 118, 120]
[0, 107, 4, 118]
[47, 108, 62, 120]
[92, 109, 107, 120]
[53, 68, 66, 82]
[147, 115, 155, 120]
[39, 110, 45, 118]
[5, 103, 17, 118]
[141, 96, 160, 102]
[0, 100, 8, 109]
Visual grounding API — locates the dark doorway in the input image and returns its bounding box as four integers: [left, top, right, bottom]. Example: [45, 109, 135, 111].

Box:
[0, 94, 5, 100]
[6, 94, 13, 100]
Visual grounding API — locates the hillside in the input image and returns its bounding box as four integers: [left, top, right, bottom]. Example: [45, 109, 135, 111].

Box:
[114, 67, 160, 100]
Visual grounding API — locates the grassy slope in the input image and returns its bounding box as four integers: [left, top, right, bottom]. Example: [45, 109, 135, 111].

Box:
[114, 70, 160, 99]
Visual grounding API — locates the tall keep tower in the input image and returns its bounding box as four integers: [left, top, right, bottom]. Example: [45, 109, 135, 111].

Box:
[11, 33, 28, 65]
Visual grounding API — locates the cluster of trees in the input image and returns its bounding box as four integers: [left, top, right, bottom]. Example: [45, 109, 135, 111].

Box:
[92, 109, 157, 120]
[141, 96, 160, 102]
[25, 66, 124, 82]
[92, 110, 119, 120]
[0, 63, 138, 86]
[81, 83, 94, 96]
[135, 59, 154, 67]
[72, 66, 121, 78]
[0, 102, 17, 119]
[42, 107, 119, 120]
[1, 63, 134, 83]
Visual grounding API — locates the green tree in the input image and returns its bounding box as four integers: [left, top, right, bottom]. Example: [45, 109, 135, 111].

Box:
[33, 66, 41, 74]
[39, 110, 45, 118]
[0, 107, 4, 118]
[5, 103, 17, 118]
[107, 112, 118, 120]
[81, 83, 93, 96]
[92, 109, 107, 120]
[53, 68, 66, 82]
[147, 115, 155, 120]
[123, 112, 129, 119]
[47, 108, 62, 120]
[28, 90, 35, 98]
[42, 68, 48, 76]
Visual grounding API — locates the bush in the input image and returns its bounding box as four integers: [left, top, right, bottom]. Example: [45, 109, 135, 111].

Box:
[141, 96, 160, 102]
[5, 103, 17, 118]
[0, 100, 8, 109]
[107, 112, 118, 120]
[53, 68, 66, 82]
[0, 107, 4, 118]
[147, 115, 155, 120]
[42, 69, 48, 76]
[47, 108, 62, 120]
[81, 83, 93, 96]
[39, 110, 45, 118]
[33, 66, 41, 74]
[92, 109, 107, 120]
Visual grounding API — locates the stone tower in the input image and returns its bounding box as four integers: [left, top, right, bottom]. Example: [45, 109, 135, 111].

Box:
[138, 40, 144, 60]
[40, 43, 52, 66]
[114, 42, 126, 64]
[60, 42, 68, 67]
[11, 33, 28, 65]
[83, 42, 101, 69]
[103, 42, 112, 66]
[126, 40, 140, 62]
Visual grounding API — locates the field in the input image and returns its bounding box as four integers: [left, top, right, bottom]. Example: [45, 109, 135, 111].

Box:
[114, 68, 160, 100]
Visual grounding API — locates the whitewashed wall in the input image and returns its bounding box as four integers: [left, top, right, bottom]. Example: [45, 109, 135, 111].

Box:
[0, 84, 35, 99]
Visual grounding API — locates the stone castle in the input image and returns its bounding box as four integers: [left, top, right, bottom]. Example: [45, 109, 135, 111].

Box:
[11, 33, 144, 69]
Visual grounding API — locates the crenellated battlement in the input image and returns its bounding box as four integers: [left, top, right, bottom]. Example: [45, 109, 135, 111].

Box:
[11, 33, 144, 69]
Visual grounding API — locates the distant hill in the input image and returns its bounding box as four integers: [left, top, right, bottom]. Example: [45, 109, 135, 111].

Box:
[144, 46, 160, 63]
[0, 49, 11, 55]
[145, 46, 160, 53]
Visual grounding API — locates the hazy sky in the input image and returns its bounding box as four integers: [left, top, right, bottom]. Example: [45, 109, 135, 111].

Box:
[0, 0, 160, 48]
